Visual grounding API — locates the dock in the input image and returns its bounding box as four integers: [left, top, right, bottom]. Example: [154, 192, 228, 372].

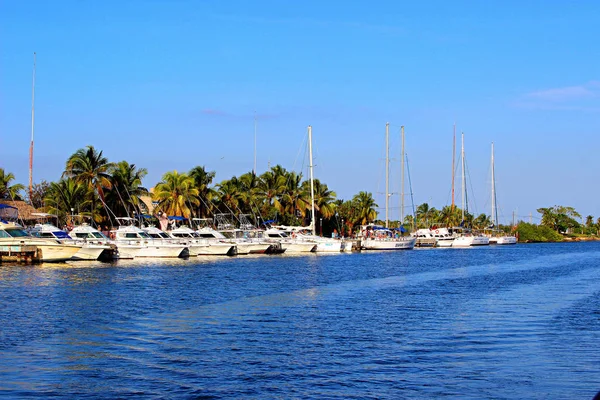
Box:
[0, 245, 41, 263]
[415, 238, 437, 248]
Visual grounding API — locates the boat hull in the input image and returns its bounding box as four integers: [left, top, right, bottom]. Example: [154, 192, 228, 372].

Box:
[282, 242, 317, 253]
[361, 238, 416, 250]
[315, 241, 344, 252]
[189, 244, 236, 256]
[495, 236, 517, 245]
[136, 245, 186, 258]
[72, 245, 110, 260]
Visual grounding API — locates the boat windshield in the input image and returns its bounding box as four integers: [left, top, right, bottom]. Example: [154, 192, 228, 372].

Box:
[149, 233, 162, 239]
[159, 232, 170, 239]
[92, 232, 106, 239]
[54, 231, 72, 239]
[5, 228, 31, 238]
[138, 232, 151, 239]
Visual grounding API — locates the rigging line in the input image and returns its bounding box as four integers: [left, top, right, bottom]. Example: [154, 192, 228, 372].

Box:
[114, 184, 131, 219]
[406, 153, 417, 228]
[97, 194, 119, 228]
[290, 131, 308, 185]
[464, 158, 480, 218]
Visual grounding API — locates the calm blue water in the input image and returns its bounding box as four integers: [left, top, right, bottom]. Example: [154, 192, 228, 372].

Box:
[1, 243, 600, 399]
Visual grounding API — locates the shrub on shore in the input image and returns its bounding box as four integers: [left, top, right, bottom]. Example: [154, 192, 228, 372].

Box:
[516, 222, 563, 242]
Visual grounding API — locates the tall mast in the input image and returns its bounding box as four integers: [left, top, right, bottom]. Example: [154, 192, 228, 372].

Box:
[461, 132, 466, 222]
[491, 142, 497, 227]
[308, 125, 316, 236]
[253, 111, 257, 174]
[385, 122, 389, 228]
[451, 123, 456, 210]
[401, 125, 405, 226]
[29, 52, 36, 201]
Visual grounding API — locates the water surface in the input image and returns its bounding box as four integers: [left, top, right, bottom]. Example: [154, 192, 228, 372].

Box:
[1, 243, 599, 398]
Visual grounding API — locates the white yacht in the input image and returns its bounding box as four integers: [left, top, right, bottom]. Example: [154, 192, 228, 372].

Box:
[111, 225, 187, 258]
[264, 228, 317, 253]
[30, 223, 114, 260]
[412, 228, 438, 247]
[451, 231, 490, 247]
[272, 224, 349, 252]
[360, 225, 416, 250]
[488, 142, 518, 245]
[168, 226, 236, 256]
[69, 224, 119, 259]
[0, 221, 81, 262]
[489, 235, 517, 245]
[432, 228, 456, 247]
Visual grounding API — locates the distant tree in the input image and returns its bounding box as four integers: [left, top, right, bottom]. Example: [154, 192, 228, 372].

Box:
[45, 178, 93, 226]
[0, 168, 25, 200]
[537, 205, 581, 233]
[27, 180, 51, 209]
[585, 215, 594, 228]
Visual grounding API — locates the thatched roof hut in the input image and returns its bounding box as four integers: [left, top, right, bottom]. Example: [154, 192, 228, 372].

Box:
[0, 200, 41, 222]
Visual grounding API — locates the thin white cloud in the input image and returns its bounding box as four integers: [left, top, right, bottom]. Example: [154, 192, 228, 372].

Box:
[526, 85, 594, 102]
[514, 81, 600, 111]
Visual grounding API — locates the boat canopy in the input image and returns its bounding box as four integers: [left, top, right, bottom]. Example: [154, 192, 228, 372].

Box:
[168, 216, 186, 221]
[0, 204, 18, 221]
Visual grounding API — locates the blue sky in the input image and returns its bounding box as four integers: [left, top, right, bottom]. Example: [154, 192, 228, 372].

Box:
[2, 0, 599, 223]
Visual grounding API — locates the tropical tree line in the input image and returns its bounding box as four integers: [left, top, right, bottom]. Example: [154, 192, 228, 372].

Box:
[3, 149, 600, 237]
[1, 146, 380, 235]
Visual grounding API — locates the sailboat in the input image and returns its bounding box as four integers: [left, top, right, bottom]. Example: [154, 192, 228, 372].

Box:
[360, 123, 416, 250]
[488, 142, 517, 245]
[451, 132, 489, 247]
[270, 126, 350, 252]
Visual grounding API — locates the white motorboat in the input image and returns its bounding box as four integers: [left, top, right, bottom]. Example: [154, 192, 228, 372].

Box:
[112, 225, 187, 258]
[69, 224, 119, 259]
[431, 228, 455, 247]
[272, 224, 349, 252]
[264, 228, 317, 253]
[167, 226, 236, 256]
[490, 235, 517, 245]
[30, 222, 114, 260]
[360, 225, 416, 250]
[0, 220, 81, 262]
[452, 232, 490, 247]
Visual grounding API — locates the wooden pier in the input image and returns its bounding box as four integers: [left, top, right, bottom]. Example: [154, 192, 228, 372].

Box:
[415, 238, 437, 248]
[0, 245, 41, 263]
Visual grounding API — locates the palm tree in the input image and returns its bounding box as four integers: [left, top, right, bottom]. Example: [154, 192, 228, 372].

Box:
[303, 178, 337, 220]
[258, 166, 287, 217]
[237, 172, 262, 216]
[63, 146, 113, 221]
[107, 161, 149, 218]
[44, 178, 92, 226]
[153, 171, 199, 218]
[216, 177, 244, 215]
[473, 213, 491, 230]
[439, 205, 463, 227]
[189, 165, 217, 218]
[0, 168, 25, 200]
[279, 171, 309, 224]
[353, 191, 378, 225]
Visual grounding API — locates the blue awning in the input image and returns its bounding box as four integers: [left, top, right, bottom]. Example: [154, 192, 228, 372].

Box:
[0, 204, 17, 210]
[168, 216, 186, 221]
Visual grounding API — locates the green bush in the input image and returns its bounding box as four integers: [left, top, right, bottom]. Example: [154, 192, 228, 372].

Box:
[516, 223, 563, 242]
